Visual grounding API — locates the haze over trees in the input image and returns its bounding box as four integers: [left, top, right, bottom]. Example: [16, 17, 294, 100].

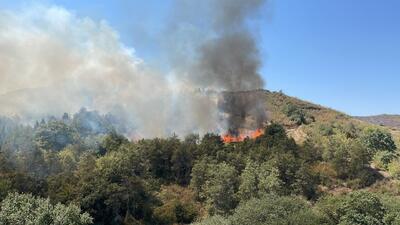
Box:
[0, 96, 400, 225]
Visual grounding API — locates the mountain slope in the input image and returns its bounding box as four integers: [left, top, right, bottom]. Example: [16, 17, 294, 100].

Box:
[251, 90, 400, 145]
[355, 115, 400, 130]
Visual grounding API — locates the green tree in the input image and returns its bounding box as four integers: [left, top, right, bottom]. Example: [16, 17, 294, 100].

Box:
[136, 136, 181, 182]
[323, 133, 372, 180]
[339, 192, 385, 225]
[191, 161, 238, 215]
[75, 150, 154, 225]
[0, 192, 92, 225]
[373, 151, 397, 170]
[171, 144, 193, 186]
[198, 133, 224, 158]
[361, 128, 397, 153]
[99, 131, 129, 155]
[229, 195, 320, 225]
[237, 160, 281, 200]
[35, 121, 78, 151]
[72, 108, 113, 137]
[283, 103, 314, 125]
[379, 194, 400, 225]
[153, 185, 200, 225]
[317, 192, 386, 225]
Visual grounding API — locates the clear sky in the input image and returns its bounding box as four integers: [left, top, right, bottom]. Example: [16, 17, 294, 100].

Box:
[1, 0, 399, 116]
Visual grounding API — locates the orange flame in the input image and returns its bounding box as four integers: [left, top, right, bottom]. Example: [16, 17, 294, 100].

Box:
[222, 128, 264, 143]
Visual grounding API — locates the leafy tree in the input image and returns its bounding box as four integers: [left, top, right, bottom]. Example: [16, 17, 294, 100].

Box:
[58, 146, 80, 172]
[198, 133, 224, 158]
[361, 128, 397, 153]
[75, 150, 154, 225]
[135, 136, 181, 182]
[0, 169, 48, 202]
[229, 195, 320, 225]
[373, 151, 398, 170]
[72, 108, 113, 137]
[283, 103, 314, 125]
[191, 162, 238, 215]
[99, 131, 129, 155]
[47, 172, 79, 204]
[153, 185, 200, 225]
[0, 150, 13, 173]
[339, 192, 386, 225]
[322, 133, 372, 180]
[1, 125, 35, 156]
[317, 191, 386, 225]
[35, 121, 78, 151]
[379, 194, 400, 225]
[190, 159, 210, 200]
[237, 160, 281, 200]
[0, 192, 92, 225]
[171, 144, 194, 186]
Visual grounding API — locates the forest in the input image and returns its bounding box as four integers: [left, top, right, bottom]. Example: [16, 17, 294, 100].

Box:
[1, 105, 400, 225]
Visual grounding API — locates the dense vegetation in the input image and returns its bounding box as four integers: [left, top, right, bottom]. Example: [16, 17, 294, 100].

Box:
[1, 94, 400, 224]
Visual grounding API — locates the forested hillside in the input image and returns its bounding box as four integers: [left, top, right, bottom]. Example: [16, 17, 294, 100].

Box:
[1, 90, 400, 225]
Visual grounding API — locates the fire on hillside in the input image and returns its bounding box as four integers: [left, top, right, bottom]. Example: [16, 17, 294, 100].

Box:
[222, 128, 264, 143]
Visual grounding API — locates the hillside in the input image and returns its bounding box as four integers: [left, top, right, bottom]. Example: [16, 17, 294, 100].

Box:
[356, 115, 400, 130]
[1, 89, 400, 225]
[243, 90, 400, 147]
[241, 90, 358, 142]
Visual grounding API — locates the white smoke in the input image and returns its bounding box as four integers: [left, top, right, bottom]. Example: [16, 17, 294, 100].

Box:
[0, 5, 222, 137]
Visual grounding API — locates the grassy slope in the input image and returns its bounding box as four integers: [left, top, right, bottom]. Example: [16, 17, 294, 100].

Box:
[258, 90, 400, 146]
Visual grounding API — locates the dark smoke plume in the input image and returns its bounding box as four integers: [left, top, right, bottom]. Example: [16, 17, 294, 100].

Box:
[183, 0, 268, 134]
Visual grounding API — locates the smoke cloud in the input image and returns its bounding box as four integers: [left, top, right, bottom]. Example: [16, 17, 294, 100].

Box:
[0, 1, 267, 137]
[168, 0, 267, 134]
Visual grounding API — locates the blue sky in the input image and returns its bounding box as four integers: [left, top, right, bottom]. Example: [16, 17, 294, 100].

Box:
[1, 0, 399, 116]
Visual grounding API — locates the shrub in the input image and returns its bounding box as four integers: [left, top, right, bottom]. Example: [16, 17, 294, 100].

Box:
[0, 192, 92, 225]
[361, 128, 397, 154]
[373, 151, 398, 170]
[388, 160, 400, 179]
[229, 195, 320, 225]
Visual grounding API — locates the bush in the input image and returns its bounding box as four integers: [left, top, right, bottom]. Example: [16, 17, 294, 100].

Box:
[229, 195, 320, 225]
[0, 192, 92, 225]
[361, 128, 397, 154]
[283, 103, 314, 125]
[373, 151, 398, 170]
[153, 185, 200, 225]
[388, 160, 400, 179]
[237, 161, 281, 200]
[316, 191, 385, 225]
[191, 216, 230, 225]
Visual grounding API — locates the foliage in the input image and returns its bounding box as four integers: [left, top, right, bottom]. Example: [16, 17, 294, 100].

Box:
[361, 128, 397, 153]
[229, 195, 320, 225]
[237, 161, 282, 200]
[191, 162, 238, 215]
[373, 151, 398, 170]
[152, 185, 201, 225]
[191, 216, 230, 225]
[35, 121, 79, 152]
[1, 109, 400, 225]
[388, 160, 400, 179]
[0, 192, 92, 225]
[283, 103, 315, 125]
[317, 191, 386, 225]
